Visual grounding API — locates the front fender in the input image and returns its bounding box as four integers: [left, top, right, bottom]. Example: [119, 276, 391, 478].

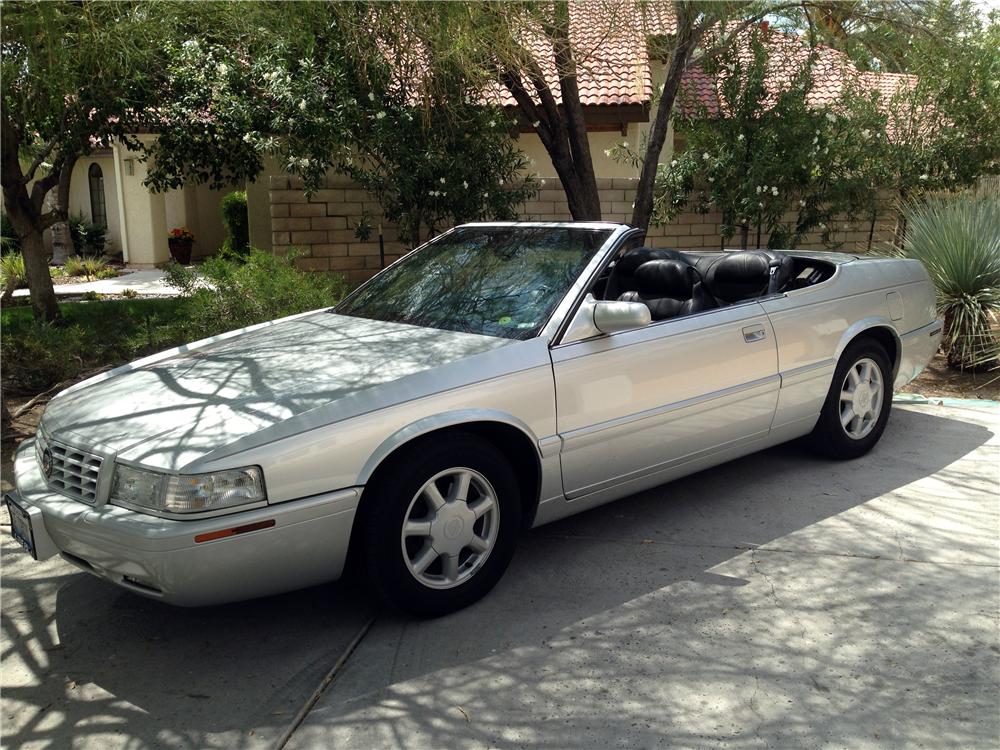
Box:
[356, 408, 541, 486]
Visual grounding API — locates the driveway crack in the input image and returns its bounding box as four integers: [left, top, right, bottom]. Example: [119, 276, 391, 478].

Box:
[272, 616, 376, 750]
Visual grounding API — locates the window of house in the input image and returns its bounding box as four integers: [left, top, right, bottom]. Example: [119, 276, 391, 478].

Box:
[88, 163, 107, 228]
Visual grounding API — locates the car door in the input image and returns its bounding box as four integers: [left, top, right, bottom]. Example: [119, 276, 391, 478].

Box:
[550, 302, 780, 498]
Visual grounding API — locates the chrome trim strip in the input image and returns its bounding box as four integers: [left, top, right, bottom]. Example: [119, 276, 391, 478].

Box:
[779, 358, 837, 387]
[537, 435, 563, 458]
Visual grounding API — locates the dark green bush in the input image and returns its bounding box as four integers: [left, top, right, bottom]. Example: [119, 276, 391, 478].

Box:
[220, 191, 250, 257]
[1, 298, 190, 394]
[165, 247, 347, 338]
[69, 213, 107, 256]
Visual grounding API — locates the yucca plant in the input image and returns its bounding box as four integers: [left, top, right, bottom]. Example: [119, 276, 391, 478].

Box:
[1, 252, 26, 301]
[897, 192, 1000, 371]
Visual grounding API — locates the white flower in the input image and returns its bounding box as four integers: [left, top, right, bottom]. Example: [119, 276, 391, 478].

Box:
[299, 99, 307, 111]
[463, 180, 469, 189]
[488, 120, 496, 127]
[441, 191, 446, 196]
[799, 199, 807, 207]
[825, 112, 836, 122]
[670, 159, 678, 167]
[702, 152, 710, 160]
[604, 149, 612, 157]
[861, 129, 871, 138]
[243, 133, 253, 143]
[813, 136, 819, 144]
[532, 120, 541, 128]
[919, 173, 928, 181]
[439, 177, 446, 184]
[375, 111, 386, 120]
[758, 202, 764, 208]
[771, 186, 779, 196]
[707, 176, 714, 183]
[217, 63, 228, 76]
[539, 179, 546, 187]
[737, 133, 745, 141]
[621, 141, 628, 148]
[368, 92, 375, 102]
[755, 185, 762, 194]
[483, 192, 489, 199]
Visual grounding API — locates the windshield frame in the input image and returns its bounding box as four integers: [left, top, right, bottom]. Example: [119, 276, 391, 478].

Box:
[332, 222, 634, 343]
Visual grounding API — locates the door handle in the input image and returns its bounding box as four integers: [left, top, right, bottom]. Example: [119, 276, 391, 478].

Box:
[743, 326, 766, 343]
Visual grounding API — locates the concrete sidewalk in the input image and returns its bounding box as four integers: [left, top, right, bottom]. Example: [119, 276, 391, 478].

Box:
[1, 403, 998, 749]
[10, 270, 177, 298]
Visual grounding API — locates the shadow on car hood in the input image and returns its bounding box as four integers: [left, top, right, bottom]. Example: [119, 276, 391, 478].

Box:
[41, 313, 512, 469]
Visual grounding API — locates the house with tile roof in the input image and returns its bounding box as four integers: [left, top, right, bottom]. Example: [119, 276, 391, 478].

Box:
[43, 1, 909, 275]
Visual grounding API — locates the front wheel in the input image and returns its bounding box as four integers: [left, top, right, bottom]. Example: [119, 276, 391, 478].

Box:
[809, 338, 893, 459]
[358, 433, 522, 617]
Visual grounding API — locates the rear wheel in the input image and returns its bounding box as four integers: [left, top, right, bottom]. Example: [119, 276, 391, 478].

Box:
[810, 338, 893, 459]
[359, 433, 522, 617]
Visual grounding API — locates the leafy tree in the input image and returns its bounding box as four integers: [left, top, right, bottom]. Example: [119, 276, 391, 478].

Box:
[612, 26, 888, 249]
[146, 3, 535, 245]
[0, 1, 258, 322]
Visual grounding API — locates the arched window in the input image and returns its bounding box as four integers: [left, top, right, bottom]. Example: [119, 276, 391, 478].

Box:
[88, 163, 107, 228]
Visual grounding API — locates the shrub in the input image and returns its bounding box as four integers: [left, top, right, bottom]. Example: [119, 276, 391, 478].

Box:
[165, 248, 347, 338]
[220, 191, 249, 258]
[64, 254, 109, 279]
[1, 213, 20, 255]
[69, 213, 107, 256]
[94, 267, 119, 280]
[1, 298, 191, 394]
[1, 252, 26, 297]
[898, 192, 1000, 370]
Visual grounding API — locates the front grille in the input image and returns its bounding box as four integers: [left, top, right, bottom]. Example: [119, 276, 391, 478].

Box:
[37, 430, 103, 504]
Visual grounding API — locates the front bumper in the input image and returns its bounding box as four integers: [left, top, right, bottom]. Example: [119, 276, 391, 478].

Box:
[10, 440, 360, 606]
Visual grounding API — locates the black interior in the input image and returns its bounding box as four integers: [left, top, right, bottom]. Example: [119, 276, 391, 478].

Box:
[597, 246, 836, 322]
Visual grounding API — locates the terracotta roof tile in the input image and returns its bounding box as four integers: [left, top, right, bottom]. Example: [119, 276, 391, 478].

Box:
[492, 0, 675, 107]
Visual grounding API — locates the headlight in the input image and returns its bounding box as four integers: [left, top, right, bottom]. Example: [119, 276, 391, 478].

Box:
[111, 464, 266, 514]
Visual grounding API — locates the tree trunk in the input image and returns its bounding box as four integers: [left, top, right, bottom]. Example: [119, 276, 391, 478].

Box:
[892, 188, 909, 250]
[739, 222, 749, 250]
[631, 6, 701, 234]
[0, 120, 64, 322]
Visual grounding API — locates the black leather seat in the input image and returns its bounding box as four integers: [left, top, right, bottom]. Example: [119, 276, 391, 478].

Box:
[604, 246, 686, 301]
[617, 259, 717, 321]
[700, 250, 794, 305]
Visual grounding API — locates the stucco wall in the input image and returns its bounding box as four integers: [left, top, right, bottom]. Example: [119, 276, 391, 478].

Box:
[67, 154, 123, 255]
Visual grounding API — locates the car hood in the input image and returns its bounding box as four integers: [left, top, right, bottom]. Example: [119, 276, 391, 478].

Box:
[42, 312, 512, 470]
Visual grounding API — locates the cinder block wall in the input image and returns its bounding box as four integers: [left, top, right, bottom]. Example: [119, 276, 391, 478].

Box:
[270, 174, 897, 283]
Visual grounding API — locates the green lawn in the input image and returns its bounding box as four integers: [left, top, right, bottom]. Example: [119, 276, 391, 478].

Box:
[2, 298, 194, 396]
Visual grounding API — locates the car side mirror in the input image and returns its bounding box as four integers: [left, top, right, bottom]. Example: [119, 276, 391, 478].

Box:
[593, 299, 652, 334]
[562, 294, 651, 343]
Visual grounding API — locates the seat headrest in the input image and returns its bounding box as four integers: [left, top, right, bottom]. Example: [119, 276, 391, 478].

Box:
[633, 259, 696, 298]
[705, 251, 792, 303]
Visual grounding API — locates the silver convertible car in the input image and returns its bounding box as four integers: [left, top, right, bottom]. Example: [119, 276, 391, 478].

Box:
[7, 222, 941, 615]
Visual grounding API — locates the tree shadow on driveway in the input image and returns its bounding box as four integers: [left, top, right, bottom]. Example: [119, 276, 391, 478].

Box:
[1, 406, 995, 749]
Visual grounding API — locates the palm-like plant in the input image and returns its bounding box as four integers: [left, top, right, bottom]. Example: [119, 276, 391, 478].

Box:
[898, 192, 1000, 370]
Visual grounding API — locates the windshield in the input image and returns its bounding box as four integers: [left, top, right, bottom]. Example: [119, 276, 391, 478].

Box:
[335, 225, 613, 339]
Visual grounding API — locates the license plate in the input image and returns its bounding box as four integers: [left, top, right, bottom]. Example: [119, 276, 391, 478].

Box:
[5, 495, 36, 559]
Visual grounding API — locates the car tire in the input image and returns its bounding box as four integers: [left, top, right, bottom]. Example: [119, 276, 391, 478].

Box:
[358, 432, 522, 617]
[809, 337, 893, 459]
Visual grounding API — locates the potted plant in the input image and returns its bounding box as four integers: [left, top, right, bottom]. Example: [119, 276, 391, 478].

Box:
[167, 227, 195, 264]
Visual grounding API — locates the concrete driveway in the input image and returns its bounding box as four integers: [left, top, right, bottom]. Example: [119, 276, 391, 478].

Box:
[2, 403, 998, 749]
